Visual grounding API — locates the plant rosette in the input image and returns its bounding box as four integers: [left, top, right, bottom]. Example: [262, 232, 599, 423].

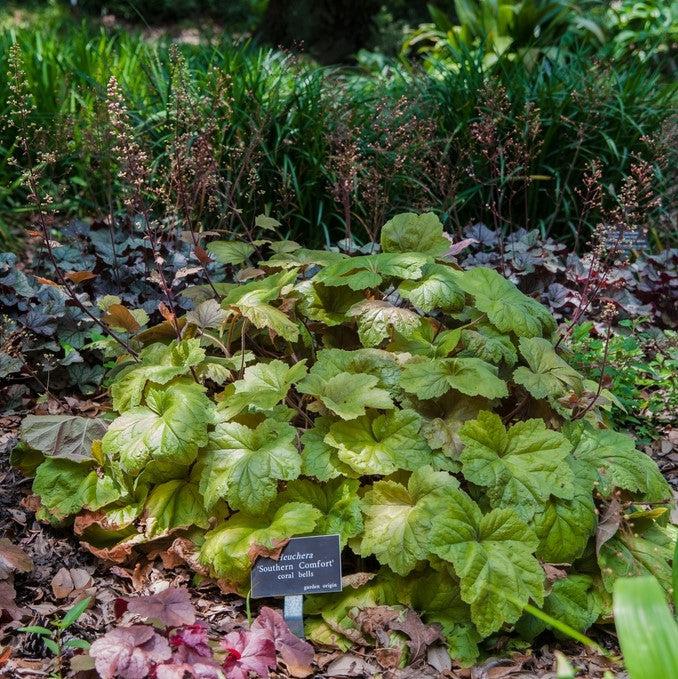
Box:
[15, 212, 675, 666]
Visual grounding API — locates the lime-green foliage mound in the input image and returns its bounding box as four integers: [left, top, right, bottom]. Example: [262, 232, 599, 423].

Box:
[17, 212, 674, 665]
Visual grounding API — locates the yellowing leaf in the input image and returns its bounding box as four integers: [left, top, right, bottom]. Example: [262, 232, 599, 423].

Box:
[199, 502, 321, 587]
[200, 419, 300, 513]
[359, 467, 459, 575]
[298, 371, 394, 420]
[460, 412, 574, 520]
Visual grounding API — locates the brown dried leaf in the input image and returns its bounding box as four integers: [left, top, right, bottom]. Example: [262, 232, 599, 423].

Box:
[65, 271, 97, 284]
[102, 304, 141, 333]
[324, 654, 379, 677]
[33, 275, 60, 287]
[596, 498, 622, 557]
[247, 538, 289, 563]
[0, 581, 27, 621]
[389, 609, 442, 662]
[51, 567, 94, 599]
[158, 302, 175, 325]
[0, 539, 33, 579]
[194, 243, 212, 265]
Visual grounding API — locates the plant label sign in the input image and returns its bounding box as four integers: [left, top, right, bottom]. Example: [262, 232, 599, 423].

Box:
[250, 535, 342, 599]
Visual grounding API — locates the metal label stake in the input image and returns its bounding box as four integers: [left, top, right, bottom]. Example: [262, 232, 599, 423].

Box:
[283, 595, 305, 638]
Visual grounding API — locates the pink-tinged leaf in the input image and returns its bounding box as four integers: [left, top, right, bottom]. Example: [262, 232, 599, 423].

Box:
[127, 587, 196, 627]
[221, 629, 276, 679]
[252, 607, 314, 677]
[170, 622, 212, 663]
[89, 624, 171, 679]
[445, 238, 478, 257]
[156, 661, 223, 679]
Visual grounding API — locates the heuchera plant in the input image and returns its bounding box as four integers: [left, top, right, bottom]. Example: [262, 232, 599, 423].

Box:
[86, 587, 312, 678]
[16, 213, 675, 665]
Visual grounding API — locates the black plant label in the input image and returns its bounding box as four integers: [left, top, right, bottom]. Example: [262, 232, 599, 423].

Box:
[250, 535, 343, 598]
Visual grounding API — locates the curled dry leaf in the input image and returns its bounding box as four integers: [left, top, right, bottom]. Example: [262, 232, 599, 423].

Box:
[127, 587, 196, 627]
[50, 567, 94, 600]
[65, 270, 97, 284]
[0, 539, 33, 579]
[0, 581, 27, 621]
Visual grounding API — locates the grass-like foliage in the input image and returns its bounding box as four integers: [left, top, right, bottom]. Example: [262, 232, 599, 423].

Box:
[1, 16, 674, 248]
[15, 213, 675, 664]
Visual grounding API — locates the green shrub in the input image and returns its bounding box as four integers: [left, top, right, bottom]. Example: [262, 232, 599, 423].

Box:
[570, 320, 678, 445]
[15, 212, 675, 664]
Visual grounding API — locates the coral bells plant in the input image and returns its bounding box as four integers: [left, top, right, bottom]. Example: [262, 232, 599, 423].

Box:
[86, 587, 312, 678]
[16, 213, 674, 665]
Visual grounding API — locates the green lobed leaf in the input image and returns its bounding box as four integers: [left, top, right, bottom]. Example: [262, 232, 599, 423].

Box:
[532, 462, 597, 563]
[458, 267, 556, 338]
[206, 240, 255, 266]
[300, 416, 357, 481]
[430, 492, 544, 636]
[33, 458, 122, 520]
[325, 409, 437, 475]
[569, 424, 671, 502]
[398, 263, 466, 312]
[347, 300, 420, 348]
[598, 520, 675, 595]
[102, 379, 213, 479]
[143, 479, 210, 538]
[219, 359, 307, 419]
[388, 319, 461, 358]
[359, 467, 460, 575]
[305, 348, 402, 397]
[517, 575, 602, 640]
[459, 326, 517, 366]
[200, 419, 301, 514]
[313, 252, 429, 291]
[199, 502, 321, 588]
[110, 339, 206, 412]
[222, 269, 300, 342]
[298, 371, 394, 420]
[279, 478, 363, 547]
[460, 412, 574, 521]
[400, 357, 508, 400]
[380, 212, 450, 256]
[513, 337, 583, 399]
[297, 280, 363, 326]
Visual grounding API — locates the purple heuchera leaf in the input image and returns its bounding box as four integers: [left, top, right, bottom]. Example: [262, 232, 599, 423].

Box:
[155, 662, 223, 679]
[251, 607, 314, 677]
[221, 629, 276, 679]
[89, 624, 171, 679]
[170, 622, 212, 663]
[127, 587, 196, 627]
